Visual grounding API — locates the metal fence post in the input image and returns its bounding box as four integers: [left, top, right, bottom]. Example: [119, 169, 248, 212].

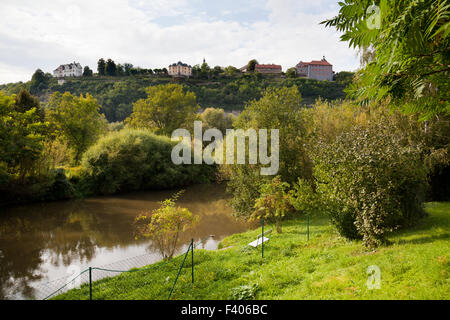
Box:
[168, 242, 192, 300]
[191, 238, 194, 284]
[307, 216, 310, 241]
[89, 267, 92, 300]
[261, 219, 264, 259]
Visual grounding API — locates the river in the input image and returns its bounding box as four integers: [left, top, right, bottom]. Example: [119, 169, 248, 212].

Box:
[0, 183, 252, 300]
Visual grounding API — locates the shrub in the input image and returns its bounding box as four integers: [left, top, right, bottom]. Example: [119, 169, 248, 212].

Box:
[81, 129, 214, 194]
[134, 191, 198, 260]
[252, 176, 292, 233]
[313, 122, 428, 248]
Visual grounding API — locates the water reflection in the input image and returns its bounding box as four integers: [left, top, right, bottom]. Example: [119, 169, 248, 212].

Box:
[0, 184, 251, 300]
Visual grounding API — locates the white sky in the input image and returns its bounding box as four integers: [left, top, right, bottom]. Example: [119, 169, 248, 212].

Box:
[0, 0, 360, 84]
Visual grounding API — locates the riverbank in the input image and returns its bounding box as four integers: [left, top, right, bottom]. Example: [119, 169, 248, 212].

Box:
[54, 202, 450, 300]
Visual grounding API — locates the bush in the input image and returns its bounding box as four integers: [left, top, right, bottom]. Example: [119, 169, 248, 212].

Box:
[313, 122, 429, 248]
[80, 129, 215, 195]
[134, 191, 199, 260]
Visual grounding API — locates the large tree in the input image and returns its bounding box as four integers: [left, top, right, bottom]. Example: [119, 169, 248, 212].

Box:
[247, 59, 258, 72]
[105, 59, 117, 76]
[83, 66, 93, 77]
[46, 92, 106, 164]
[97, 58, 106, 76]
[322, 0, 450, 119]
[0, 91, 48, 183]
[125, 84, 199, 135]
[29, 69, 50, 95]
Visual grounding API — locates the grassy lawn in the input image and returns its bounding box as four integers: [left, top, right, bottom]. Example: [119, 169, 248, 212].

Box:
[54, 202, 449, 300]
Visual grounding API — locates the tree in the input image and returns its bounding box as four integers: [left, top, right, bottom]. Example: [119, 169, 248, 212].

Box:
[200, 107, 234, 135]
[105, 59, 117, 76]
[200, 62, 211, 79]
[116, 64, 125, 76]
[322, 0, 450, 119]
[228, 86, 313, 219]
[82, 66, 93, 77]
[224, 66, 239, 77]
[312, 120, 428, 248]
[123, 63, 133, 75]
[286, 67, 297, 78]
[247, 59, 258, 72]
[97, 58, 106, 76]
[46, 92, 106, 164]
[29, 69, 50, 94]
[134, 191, 199, 260]
[125, 84, 199, 135]
[252, 176, 292, 233]
[14, 88, 42, 116]
[0, 91, 48, 184]
[334, 71, 354, 84]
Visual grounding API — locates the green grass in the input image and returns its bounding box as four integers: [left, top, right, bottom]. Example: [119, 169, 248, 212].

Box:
[54, 202, 450, 300]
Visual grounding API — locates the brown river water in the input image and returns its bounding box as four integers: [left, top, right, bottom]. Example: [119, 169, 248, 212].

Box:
[0, 183, 252, 299]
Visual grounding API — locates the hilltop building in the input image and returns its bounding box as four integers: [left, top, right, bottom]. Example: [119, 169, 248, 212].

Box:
[239, 63, 282, 75]
[295, 57, 333, 81]
[168, 61, 192, 78]
[255, 64, 282, 75]
[53, 62, 83, 78]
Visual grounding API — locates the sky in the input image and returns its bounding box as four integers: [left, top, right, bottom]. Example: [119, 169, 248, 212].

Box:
[0, 0, 360, 85]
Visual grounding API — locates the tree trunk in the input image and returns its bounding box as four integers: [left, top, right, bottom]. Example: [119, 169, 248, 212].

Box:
[275, 218, 282, 233]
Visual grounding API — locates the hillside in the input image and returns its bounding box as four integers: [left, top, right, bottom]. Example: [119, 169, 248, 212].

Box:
[53, 202, 449, 300]
[0, 74, 352, 122]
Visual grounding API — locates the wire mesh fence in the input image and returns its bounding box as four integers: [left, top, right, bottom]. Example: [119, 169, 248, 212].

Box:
[22, 239, 202, 300]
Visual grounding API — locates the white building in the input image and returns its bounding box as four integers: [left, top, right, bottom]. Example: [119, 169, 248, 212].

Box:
[53, 62, 83, 78]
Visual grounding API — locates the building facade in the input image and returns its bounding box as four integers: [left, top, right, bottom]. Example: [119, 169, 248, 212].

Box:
[254, 64, 282, 75]
[53, 62, 83, 78]
[168, 61, 192, 77]
[295, 57, 333, 81]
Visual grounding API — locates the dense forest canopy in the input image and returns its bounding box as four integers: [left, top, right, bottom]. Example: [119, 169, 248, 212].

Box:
[0, 70, 353, 123]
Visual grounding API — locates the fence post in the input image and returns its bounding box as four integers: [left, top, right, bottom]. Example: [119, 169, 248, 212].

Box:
[89, 267, 92, 300]
[307, 216, 309, 241]
[261, 219, 264, 259]
[168, 242, 192, 300]
[191, 238, 194, 284]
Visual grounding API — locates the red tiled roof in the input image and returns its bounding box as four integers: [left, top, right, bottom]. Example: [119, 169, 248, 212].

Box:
[255, 64, 282, 69]
[298, 60, 332, 66]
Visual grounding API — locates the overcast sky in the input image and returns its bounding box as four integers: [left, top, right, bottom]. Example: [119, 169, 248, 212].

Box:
[0, 0, 360, 85]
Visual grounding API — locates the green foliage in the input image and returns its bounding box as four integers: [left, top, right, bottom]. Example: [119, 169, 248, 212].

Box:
[2, 73, 350, 123]
[285, 67, 297, 78]
[0, 91, 48, 183]
[29, 69, 51, 95]
[323, 0, 450, 119]
[46, 92, 106, 164]
[313, 121, 428, 248]
[252, 176, 292, 233]
[231, 284, 259, 300]
[125, 84, 199, 135]
[83, 66, 93, 77]
[227, 86, 313, 219]
[134, 191, 199, 259]
[200, 107, 234, 135]
[97, 58, 106, 76]
[247, 59, 258, 72]
[105, 59, 117, 76]
[80, 129, 214, 195]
